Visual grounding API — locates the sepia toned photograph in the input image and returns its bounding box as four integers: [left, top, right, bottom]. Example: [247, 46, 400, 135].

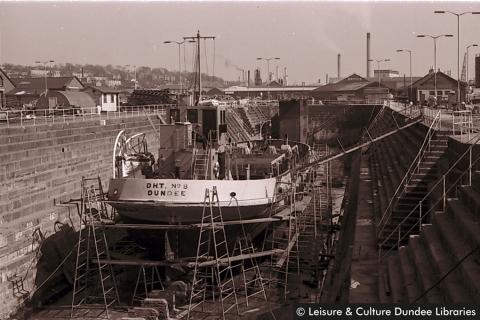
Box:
[0, 1, 480, 319]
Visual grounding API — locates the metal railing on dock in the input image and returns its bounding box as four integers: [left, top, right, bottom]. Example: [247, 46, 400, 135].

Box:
[0, 104, 172, 128]
[378, 132, 480, 260]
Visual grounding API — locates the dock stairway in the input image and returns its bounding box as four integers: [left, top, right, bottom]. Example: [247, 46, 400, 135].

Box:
[71, 177, 119, 319]
[379, 163, 480, 303]
[376, 111, 448, 249]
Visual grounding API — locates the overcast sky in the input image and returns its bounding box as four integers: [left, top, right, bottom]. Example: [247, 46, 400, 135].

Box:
[1, 1, 480, 84]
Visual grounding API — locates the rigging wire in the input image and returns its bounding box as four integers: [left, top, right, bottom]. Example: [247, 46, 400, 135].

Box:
[213, 38, 216, 80]
[204, 38, 209, 78]
[192, 40, 198, 95]
[183, 42, 187, 89]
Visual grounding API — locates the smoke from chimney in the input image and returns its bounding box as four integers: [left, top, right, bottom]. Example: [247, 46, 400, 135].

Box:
[337, 54, 341, 78]
[367, 33, 371, 78]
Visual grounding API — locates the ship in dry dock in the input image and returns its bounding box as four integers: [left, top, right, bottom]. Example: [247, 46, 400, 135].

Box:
[107, 102, 311, 258]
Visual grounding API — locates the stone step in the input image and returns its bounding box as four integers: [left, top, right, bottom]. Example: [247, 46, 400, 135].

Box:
[432, 212, 480, 301]
[408, 235, 445, 303]
[421, 224, 472, 303]
[398, 246, 422, 302]
[471, 171, 480, 193]
[458, 186, 480, 219]
[446, 200, 480, 249]
[387, 254, 407, 303]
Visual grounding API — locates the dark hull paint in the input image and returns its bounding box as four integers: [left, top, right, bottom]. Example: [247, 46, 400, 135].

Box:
[115, 203, 274, 259]
[121, 217, 271, 259]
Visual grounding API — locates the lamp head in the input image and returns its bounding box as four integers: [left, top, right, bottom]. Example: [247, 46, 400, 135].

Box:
[434, 10, 445, 14]
[256, 58, 262, 60]
[417, 35, 426, 38]
[163, 41, 172, 44]
[396, 49, 403, 52]
[445, 34, 454, 37]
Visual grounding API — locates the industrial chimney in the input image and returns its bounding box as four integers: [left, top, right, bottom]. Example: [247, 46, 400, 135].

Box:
[337, 54, 341, 78]
[367, 33, 371, 78]
[247, 70, 251, 87]
[283, 67, 288, 86]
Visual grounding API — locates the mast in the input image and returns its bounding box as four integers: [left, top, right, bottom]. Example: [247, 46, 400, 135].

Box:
[184, 30, 215, 106]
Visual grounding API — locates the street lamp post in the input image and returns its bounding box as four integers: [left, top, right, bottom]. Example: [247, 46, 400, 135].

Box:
[466, 44, 478, 86]
[256, 57, 280, 100]
[368, 58, 390, 88]
[434, 10, 480, 103]
[396, 49, 413, 101]
[35, 60, 54, 97]
[417, 34, 453, 104]
[164, 40, 194, 93]
[165, 40, 195, 105]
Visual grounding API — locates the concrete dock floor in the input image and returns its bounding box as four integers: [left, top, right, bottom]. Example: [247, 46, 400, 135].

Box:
[348, 154, 379, 303]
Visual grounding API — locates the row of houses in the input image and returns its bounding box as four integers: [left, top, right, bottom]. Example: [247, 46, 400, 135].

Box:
[0, 67, 467, 111]
[0, 68, 128, 112]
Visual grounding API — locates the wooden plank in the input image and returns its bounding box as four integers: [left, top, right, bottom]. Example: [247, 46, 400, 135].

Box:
[275, 233, 299, 268]
[196, 249, 284, 268]
[95, 248, 284, 269]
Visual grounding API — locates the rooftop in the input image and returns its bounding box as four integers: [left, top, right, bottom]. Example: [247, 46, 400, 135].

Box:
[224, 86, 319, 92]
[10, 76, 83, 91]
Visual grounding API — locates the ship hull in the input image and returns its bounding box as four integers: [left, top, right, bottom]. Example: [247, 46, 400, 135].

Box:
[107, 177, 290, 258]
[121, 215, 270, 259]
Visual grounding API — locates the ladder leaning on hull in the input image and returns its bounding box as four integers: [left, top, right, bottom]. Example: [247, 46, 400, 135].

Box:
[187, 187, 239, 320]
[70, 177, 119, 319]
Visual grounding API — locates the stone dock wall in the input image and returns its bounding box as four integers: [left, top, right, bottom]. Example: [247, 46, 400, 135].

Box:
[0, 115, 162, 318]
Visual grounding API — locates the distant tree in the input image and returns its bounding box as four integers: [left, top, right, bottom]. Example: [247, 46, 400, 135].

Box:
[64, 63, 75, 76]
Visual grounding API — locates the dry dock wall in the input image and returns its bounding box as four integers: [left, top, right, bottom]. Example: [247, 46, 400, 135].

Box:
[0, 116, 162, 319]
